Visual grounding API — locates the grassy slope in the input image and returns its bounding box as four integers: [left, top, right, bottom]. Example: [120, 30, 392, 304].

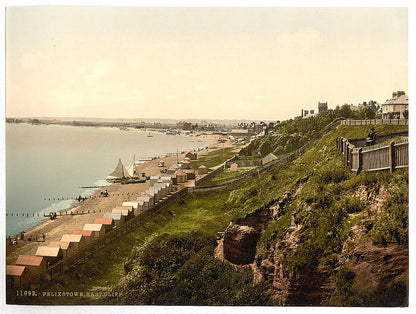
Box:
[28, 123, 408, 305]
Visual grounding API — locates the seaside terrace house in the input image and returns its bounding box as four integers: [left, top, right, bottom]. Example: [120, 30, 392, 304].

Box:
[381, 91, 409, 119]
[15, 255, 47, 279]
[6, 265, 30, 290]
[83, 224, 105, 239]
[35, 245, 63, 266]
[61, 234, 86, 251]
[48, 241, 73, 259]
[72, 230, 94, 245]
[112, 208, 132, 221]
[104, 212, 125, 227]
[94, 218, 115, 233]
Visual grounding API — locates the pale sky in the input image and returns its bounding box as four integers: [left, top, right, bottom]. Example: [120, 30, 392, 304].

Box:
[5, 6, 408, 121]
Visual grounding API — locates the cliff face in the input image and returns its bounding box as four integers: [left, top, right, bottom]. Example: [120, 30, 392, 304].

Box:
[218, 181, 408, 306]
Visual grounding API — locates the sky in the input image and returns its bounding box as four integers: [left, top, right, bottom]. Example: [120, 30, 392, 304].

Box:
[5, 6, 408, 121]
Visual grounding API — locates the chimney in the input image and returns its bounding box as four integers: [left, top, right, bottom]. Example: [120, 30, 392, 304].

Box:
[301, 109, 304, 117]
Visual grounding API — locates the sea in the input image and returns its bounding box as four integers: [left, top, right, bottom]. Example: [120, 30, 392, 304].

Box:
[5, 123, 214, 237]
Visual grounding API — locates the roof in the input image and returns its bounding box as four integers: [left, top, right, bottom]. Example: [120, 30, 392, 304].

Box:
[116, 205, 133, 211]
[49, 241, 70, 250]
[383, 93, 409, 105]
[73, 230, 93, 237]
[121, 202, 138, 209]
[36, 246, 61, 257]
[16, 255, 44, 267]
[174, 169, 187, 176]
[83, 224, 103, 232]
[112, 209, 129, 216]
[137, 196, 150, 202]
[150, 176, 160, 180]
[6, 265, 26, 276]
[94, 218, 114, 225]
[198, 165, 207, 169]
[61, 234, 83, 243]
[104, 212, 122, 220]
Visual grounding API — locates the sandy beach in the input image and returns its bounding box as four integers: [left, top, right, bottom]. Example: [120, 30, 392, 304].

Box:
[6, 134, 233, 264]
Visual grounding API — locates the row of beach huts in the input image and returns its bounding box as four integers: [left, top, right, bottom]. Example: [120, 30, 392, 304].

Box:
[6, 175, 177, 291]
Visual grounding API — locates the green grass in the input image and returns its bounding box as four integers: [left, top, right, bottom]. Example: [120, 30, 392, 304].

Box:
[191, 147, 236, 170]
[199, 166, 258, 186]
[25, 122, 408, 306]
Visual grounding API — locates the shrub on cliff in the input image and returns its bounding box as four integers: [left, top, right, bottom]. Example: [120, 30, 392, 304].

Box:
[115, 231, 271, 305]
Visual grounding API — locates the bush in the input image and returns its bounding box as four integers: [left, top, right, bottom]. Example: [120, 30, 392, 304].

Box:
[341, 196, 367, 214]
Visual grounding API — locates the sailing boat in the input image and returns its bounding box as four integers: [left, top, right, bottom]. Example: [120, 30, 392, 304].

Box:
[147, 132, 153, 137]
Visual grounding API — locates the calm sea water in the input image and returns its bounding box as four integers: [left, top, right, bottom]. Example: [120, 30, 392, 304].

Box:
[6, 123, 213, 237]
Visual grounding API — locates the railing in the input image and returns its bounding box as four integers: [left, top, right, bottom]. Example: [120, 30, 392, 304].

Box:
[337, 136, 408, 173]
[195, 119, 343, 190]
[341, 119, 408, 126]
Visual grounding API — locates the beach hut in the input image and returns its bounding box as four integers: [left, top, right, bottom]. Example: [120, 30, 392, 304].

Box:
[94, 218, 115, 233]
[104, 212, 125, 227]
[142, 191, 156, 206]
[48, 241, 73, 259]
[112, 208, 131, 221]
[262, 153, 278, 165]
[198, 165, 208, 175]
[183, 169, 196, 180]
[149, 187, 161, 202]
[181, 160, 194, 170]
[109, 158, 131, 179]
[35, 246, 63, 266]
[167, 164, 181, 174]
[153, 183, 167, 197]
[15, 255, 47, 279]
[6, 265, 30, 290]
[174, 169, 187, 183]
[61, 234, 86, 251]
[230, 163, 239, 172]
[121, 202, 140, 216]
[116, 205, 135, 219]
[72, 230, 94, 245]
[185, 152, 198, 160]
[150, 176, 160, 186]
[161, 176, 172, 184]
[83, 224, 105, 239]
[136, 196, 150, 212]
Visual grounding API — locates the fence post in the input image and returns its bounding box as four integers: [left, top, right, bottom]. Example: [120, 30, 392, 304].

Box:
[357, 148, 362, 174]
[389, 141, 395, 173]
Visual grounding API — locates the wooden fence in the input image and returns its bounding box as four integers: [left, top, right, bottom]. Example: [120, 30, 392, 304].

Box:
[341, 119, 408, 126]
[195, 119, 343, 191]
[337, 136, 408, 173]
